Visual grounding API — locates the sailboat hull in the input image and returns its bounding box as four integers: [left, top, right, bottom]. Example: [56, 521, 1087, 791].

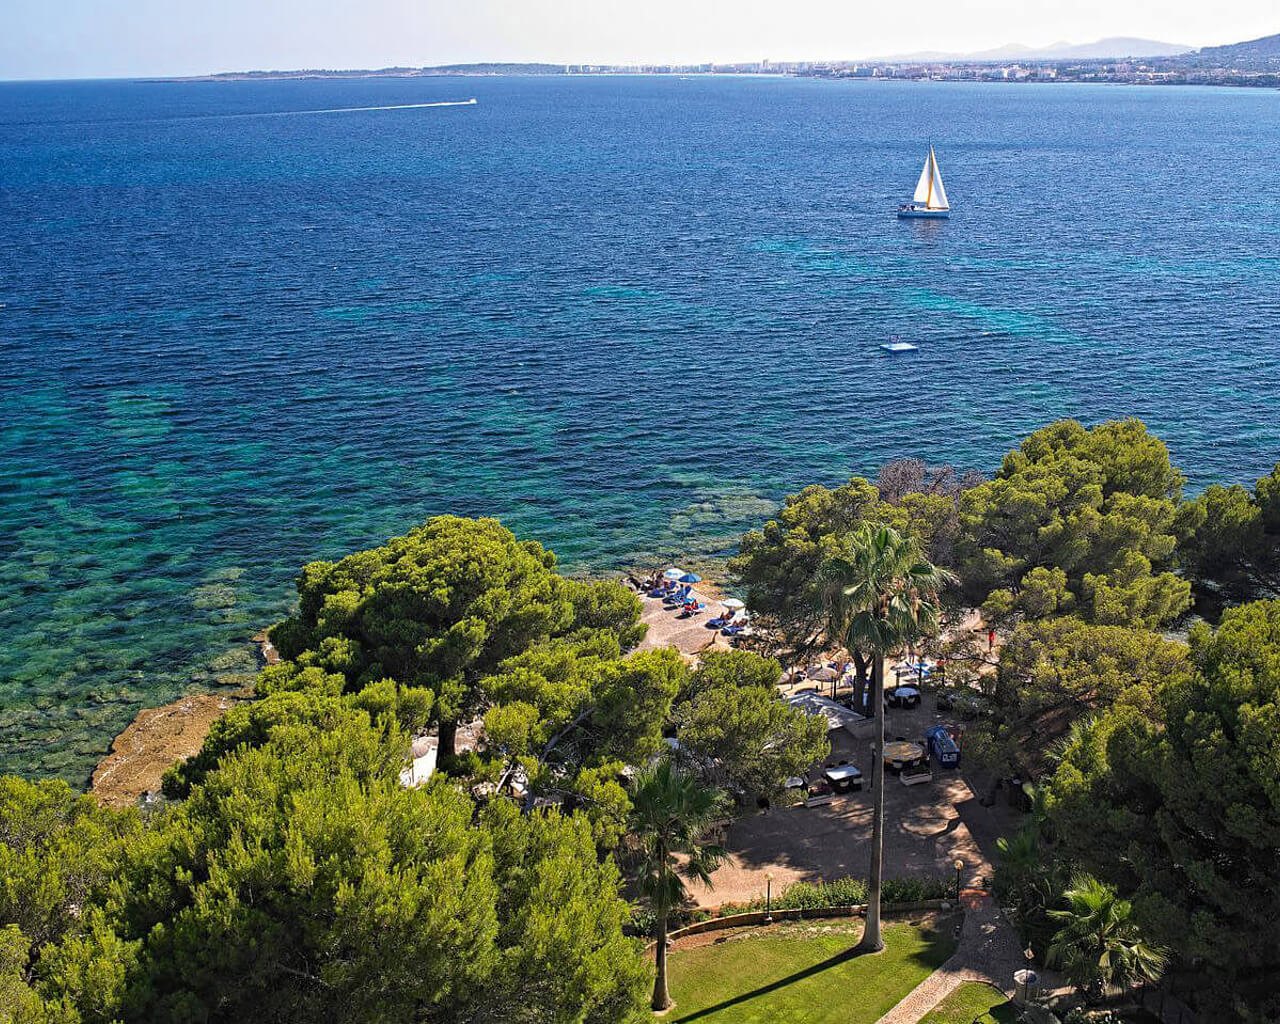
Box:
[897, 208, 949, 219]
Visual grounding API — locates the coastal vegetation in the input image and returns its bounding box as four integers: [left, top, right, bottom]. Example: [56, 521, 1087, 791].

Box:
[2, 730, 649, 1023]
[1044, 875, 1168, 1003]
[0, 517, 828, 1022]
[1042, 601, 1280, 1018]
[1, 416, 1278, 1021]
[726, 417, 1280, 1020]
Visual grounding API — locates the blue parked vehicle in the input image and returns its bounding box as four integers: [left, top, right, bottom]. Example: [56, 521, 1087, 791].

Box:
[925, 725, 961, 768]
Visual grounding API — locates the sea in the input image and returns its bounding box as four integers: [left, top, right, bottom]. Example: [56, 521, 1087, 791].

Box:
[2, 74, 1279, 783]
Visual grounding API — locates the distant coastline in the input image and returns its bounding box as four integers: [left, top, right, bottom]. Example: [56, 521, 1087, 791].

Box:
[163, 66, 1280, 90]
[170, 31, 1280, 89]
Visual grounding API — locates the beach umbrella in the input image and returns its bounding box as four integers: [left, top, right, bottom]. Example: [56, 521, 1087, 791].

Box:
[679, 572, 702, 584]
[721, 598, 746, 610]
[807, 665, 838, 682]
[662, 567, 687, 580]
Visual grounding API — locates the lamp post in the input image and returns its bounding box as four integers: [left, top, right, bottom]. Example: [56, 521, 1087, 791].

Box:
[953, 858, 964, 900]
[765, 873, 774, 924]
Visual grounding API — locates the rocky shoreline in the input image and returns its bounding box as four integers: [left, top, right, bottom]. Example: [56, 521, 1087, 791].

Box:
[90, 693, 248, 808]
[89, 630, 278, 808]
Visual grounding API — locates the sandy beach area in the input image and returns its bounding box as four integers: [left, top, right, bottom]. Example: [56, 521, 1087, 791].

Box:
[631, 581, 740, 659]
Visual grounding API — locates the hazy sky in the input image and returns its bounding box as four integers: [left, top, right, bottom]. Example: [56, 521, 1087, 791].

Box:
[2, 0, 1276, 81]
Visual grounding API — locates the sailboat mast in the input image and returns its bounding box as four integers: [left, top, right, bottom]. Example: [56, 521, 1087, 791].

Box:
[926, 146, 934, 207]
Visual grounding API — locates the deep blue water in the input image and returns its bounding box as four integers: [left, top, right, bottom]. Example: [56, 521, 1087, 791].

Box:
[2, 75, 1279, 782]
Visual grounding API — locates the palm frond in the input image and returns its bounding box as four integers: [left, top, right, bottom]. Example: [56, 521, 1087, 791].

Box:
[813, 523, 951, 658]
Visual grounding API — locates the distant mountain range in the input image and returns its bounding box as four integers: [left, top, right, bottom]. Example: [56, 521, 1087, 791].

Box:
[877, 36, 1192, 63]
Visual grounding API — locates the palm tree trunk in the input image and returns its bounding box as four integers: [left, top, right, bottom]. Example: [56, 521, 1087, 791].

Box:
[852, 650, 871, 714]
[856, 652, 886, 953]
[652, 912, 672, 1010]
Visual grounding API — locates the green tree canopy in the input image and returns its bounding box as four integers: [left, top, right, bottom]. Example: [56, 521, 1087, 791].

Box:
[731, 471, 970, 705]
[979, 617, 1190, 773]
[1183, 464, 1280, 606]
[268, 516, 644, 759]
[481, 644, 684, 813]
[956, 419, 1200, 629]
[674, 651, 829, 795]
[730, 476, 887, 658]
[4, 715, 651, 1024]
[1, 924, 75, 1024]
[681, 647, 784, 699]
[161, 686, 415, 798]
[484, 646, 828, 843]
[0, 776, 141, 1015]
[1047, 600, 1280, 1020]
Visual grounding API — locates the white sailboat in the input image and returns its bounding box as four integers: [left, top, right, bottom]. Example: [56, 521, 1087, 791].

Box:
[897, 145, 950, 219]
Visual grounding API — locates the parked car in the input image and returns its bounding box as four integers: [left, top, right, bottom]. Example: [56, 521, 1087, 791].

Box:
[924, 724, 962, 768]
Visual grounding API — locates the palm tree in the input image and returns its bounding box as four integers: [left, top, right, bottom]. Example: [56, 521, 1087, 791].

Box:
[630, 759, 728, 1012]
[817, 523, 952, 953]
[1046, 874, 1167, 1002]
[995, 823, 1064, 951]
[995, 825, 1042, 885]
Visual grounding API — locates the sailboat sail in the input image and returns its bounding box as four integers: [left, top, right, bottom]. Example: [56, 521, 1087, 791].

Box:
[913, 155, 933, 204]
[928, 149, 948, 209]
[912, 147, 949, 210]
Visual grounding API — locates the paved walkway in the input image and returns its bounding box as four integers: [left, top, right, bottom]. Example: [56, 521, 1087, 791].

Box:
[875, 892, 1025, 1024]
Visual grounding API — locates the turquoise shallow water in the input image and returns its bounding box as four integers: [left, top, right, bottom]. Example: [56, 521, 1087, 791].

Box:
[1, 76, 1279, 782]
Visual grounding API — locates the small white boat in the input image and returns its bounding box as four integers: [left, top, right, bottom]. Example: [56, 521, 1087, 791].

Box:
[898, 145, 950, 219]
[881, 340, 919, 353]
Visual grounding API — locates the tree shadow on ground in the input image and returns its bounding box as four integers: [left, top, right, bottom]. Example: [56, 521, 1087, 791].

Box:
[671, 945, 880, 1022]
[672, 921, 957, 1023]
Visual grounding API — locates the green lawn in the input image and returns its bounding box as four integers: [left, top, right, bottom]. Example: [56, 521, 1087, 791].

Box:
[666, 918, 957, 1023]
[917, 982, 1016, 1024]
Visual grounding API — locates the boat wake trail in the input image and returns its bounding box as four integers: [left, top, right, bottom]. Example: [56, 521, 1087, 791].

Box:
[231, 99, 478, 118]
[6, 100, 478, 130]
